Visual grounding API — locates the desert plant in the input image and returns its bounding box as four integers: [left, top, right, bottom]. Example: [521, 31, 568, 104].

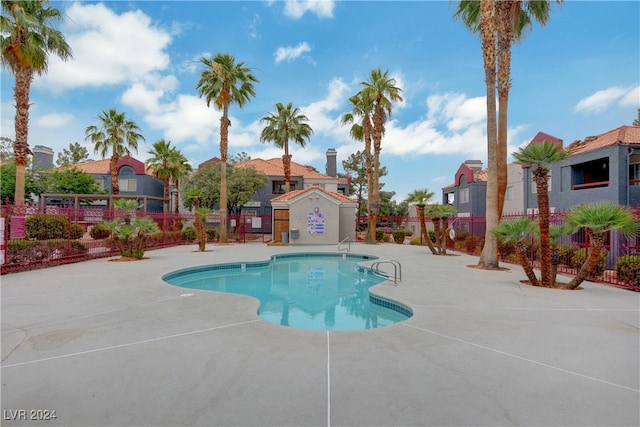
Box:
[492, 217, 540, 286]
[69, 224, 84, 240]
[392, 229, 412, 243]
[206, 226, 218, 242]
[90, 224, 111, 239]
[181, 227, 197, 242]
[615, 255, 640, 287]
[25, 215, 67, 240]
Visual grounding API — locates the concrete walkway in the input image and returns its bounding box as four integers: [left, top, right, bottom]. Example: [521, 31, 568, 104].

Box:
[1, 243, 639, 426]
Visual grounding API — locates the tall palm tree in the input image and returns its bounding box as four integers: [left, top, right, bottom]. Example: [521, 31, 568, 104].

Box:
[196, 53, 257, 244]
[260, 102, 313, 193]
[1, 0, 72, 205]
[454, 0, 561, 268]
[406, 189, 437, 255]
[85, 108, 144, 195]
[169, 150, 192, 215]
[512, 140, 568, 287]
[342, 92, 375, 243]
[492, 217, 540, 286]
[146, 139, 180, 214]
[361, 68, 402, 243]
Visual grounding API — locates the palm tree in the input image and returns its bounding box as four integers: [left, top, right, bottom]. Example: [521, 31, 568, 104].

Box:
[146, 139, 176, 214]
[564, 202, 639, 290]
[260, 102, 313, 193]
[342, 92, 376, 243]
[185, 188, 208, 252]
[492, 217, 540, 286]
[454, 0, 561, 268]
[196, 53, 258, 244]
[549, 223, 576, 286]
[406, 189, 437, 255]
[169, 150, 192, 215]
[361, 68, 403, 243]
[512, 140, 568, 287]
[1, 0, 72, 205]
[425, 204, 458, 255]
[113, 198, 139, 226]
[85, 108, 144, 195]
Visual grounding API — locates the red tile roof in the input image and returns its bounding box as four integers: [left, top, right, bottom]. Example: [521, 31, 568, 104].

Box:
[271, 185, 356, 204]
[566, 126, 640, 155]
[70, 156, 153, 175]
[529, 131, 563, 146]
[235, 158, 335, 181]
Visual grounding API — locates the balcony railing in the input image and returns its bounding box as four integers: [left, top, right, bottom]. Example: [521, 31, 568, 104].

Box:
[572, 180, 610, 190]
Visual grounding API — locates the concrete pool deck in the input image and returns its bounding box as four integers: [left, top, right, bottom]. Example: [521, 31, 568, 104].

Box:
[1, 243, 639, 426]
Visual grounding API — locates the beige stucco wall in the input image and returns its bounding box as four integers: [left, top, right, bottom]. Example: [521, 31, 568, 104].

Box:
[288, 193, 339, 244]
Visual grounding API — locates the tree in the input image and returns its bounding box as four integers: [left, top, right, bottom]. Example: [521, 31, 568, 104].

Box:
[229, 151, 251, 164]
[633, 108, 640, 126]
[146, 139, 176, 214]
[425, 204, 458, 255]
[406, 189, 437, 255]
[0, 161, 40, 203]
[341, 150, 387, 215]
[85, 108, 144, 195]
[56, 142, 90, 166]
[564, 202, 639, 290]
[44, 167, 103, 195]
[512, 140, 568, 286]
[184, 188, 208, 252]
[227, 166, 268, 214]
[1, 0, 73, 205]
[342, 93, 375, 242]
[182, 164, 220, 211]
[361, 69, 403, 245]
[492, 217, 540, 285]
[196, 53, 258, 244]
[454, 0, 561, 268]
[260, 102, 313, 194]
[0, 136, 13, 162]
[168, 150, 192, 215]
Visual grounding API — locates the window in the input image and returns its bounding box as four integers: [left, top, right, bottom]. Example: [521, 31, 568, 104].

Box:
[119, 179, 137, 192]
[505, 186, 514, 201]
[272, 181, 295, 194]
[630, 162, 640, 185]
[459, 188, 469, 204]
[571, 158, 609, 190]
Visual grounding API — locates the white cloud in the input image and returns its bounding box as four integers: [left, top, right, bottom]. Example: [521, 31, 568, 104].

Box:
[34, 113, 75, 128]
[619, 85, 640, 107]
[283, 1, 335, 19]
[574, 86, 633, 114]
[37, 2, 172, 91]
[274, 42, 312, 63]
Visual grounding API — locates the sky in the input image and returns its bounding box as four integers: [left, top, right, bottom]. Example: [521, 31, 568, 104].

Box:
[1, 0, 639, 203]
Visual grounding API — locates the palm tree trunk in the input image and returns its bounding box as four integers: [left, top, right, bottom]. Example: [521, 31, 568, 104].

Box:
[13, 67, 34, 205]
[534, 171, 552, 286]
[478, 0, 500, 269]
[365, 126, 375, 244]
[417, 206, 437, 255]
[219, 109, 230, 244]
[283, 154, 292, 193]
[517, 244, 539, 286]
[565, 232, 605, 290]
[550, 245, 560, 286]
[110, 153, 120, 195]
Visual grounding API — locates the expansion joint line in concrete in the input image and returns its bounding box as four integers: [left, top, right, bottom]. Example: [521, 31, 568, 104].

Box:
[326, 331, 331, 427]
[402, 323, 639, 394]
[1, 319, 262, 369]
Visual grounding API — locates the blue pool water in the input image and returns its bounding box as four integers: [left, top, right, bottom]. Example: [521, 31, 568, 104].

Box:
[162, 253, 412, 331]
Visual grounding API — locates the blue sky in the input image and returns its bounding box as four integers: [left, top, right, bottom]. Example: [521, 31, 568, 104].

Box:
[1, 0, 638, 202]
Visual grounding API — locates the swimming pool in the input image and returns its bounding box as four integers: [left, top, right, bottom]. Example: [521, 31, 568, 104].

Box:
[162, 253, 412, 331]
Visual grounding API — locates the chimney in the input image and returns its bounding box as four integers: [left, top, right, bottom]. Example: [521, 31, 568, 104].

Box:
[325, 148, 337, 177]
[33, 145, 54, 169]
[464, 159, 483, 171]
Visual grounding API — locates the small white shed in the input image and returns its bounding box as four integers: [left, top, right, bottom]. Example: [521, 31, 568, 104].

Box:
[271, 185, 357, 245]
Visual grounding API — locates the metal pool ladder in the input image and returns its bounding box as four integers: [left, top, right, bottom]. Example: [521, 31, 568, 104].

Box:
[338, 236, 350, 252]
[370, 259, 402, 285]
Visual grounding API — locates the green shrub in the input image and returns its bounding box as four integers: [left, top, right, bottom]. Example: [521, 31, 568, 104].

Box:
[25, 215, 67, 240]
[615, 255, 640, 286]
[375, 228, 385, 241]
[89, 223, 111, 239]
[558, 243, 579, 267]
[70, 224, 84, 240]
[182, 226, 197, 242]
[392, 229, 412, 243]
[571, 248, 607, 277]
[5, 239, 88, 266]
[206, 226, 217, 242]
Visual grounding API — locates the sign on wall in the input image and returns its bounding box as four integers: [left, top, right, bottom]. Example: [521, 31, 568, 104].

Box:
[307, 211, 325, 234]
